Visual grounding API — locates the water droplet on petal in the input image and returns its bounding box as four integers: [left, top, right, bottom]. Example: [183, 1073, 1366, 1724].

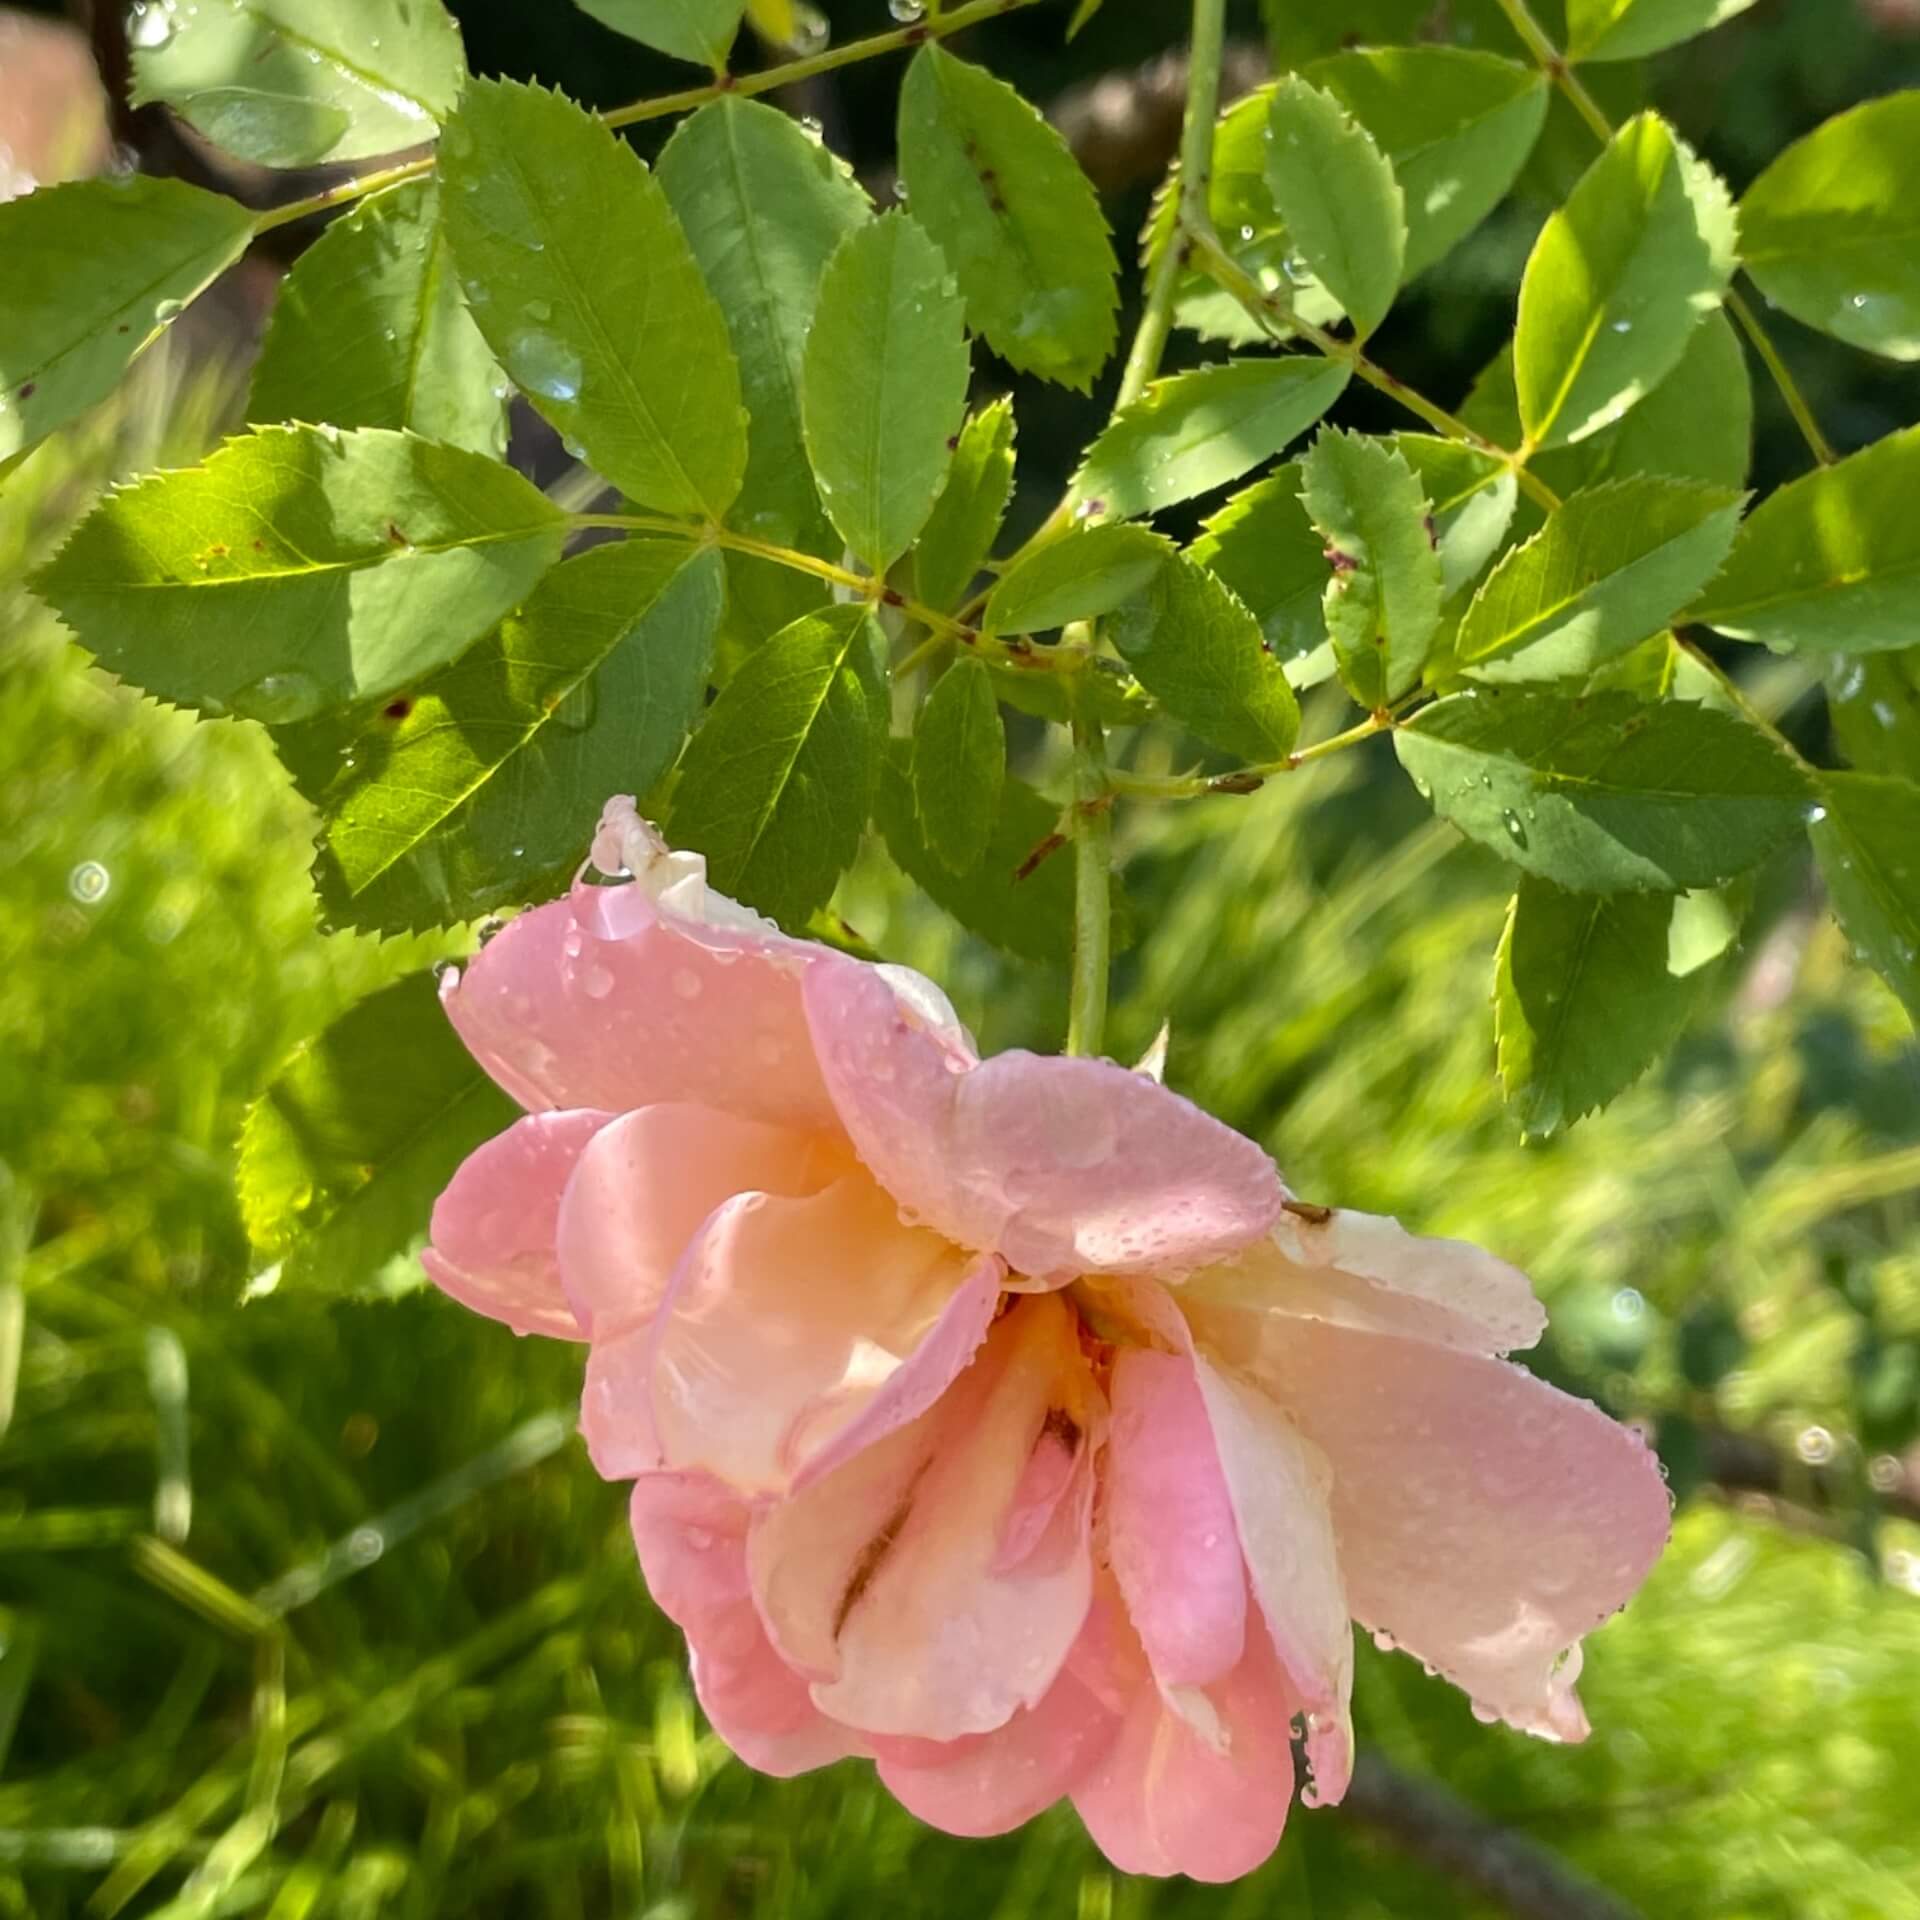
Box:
[581, 964, 614, 999]
[672, 967, 702, 1000]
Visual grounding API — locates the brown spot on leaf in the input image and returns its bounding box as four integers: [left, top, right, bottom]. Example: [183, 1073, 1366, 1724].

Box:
[382, 697, 414, 722]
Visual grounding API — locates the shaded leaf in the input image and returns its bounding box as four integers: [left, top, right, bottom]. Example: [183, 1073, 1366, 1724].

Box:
[984, 525, 1172, 637]
[1828, 650, 1920, 779]
[1460, 477, 1744, 682]
[658, 97, 870, 552]
[911, 657, 1005, 873]
[441, 78, 746, 519]
[801, 212, 970, 574]
[1072, 359, 1349, 523]
[1739, 90, 1920, 364]
[1189, 464, 1330, 669]
[1396, 689, 1812, 891]
[1810, 772, 1920, 1021]
[1515, 113, 1736, 449]
[0, 176, 254, 469]
[1263, 74, 1405, 342]
[1392, 436, 1518, 601]
[1299, 429, 1442, 708]
[1689, 426, 1920, 654]
[1566, 0, 1761, 63]
[131, 0, 465, 169]
[1109, 553, 1300, 764]
[576, 0, 745, 66]
[914, 398, 1016, 614]
[237, 972, 517, 1297]
[33, 425, 566, 721]
[669, 604, 885, 926]
[250, 178, 507, 457]
[314, 542, 723, 935]
[1495, 880, 1705, 1136]
[898, 44, 1118, 389]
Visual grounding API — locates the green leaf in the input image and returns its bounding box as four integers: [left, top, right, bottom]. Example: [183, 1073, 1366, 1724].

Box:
[875, 744, 1098, 964]
[1263, 75, 1406, 342]
[441, 78, 746, 520]
[1298, 429, 1442, 708]
[0, 177, 254, 469]
[911, 658, 1005, 873]
[313, 542, 723, 935]
[1307, 48, 1549, 282]
[668, 603, 886, 926]
[237, 972, 517, 1297]
[801, 212, 970, 574]
[575, 0, 744, 67]
[250, 179, 507, 457]
[913, 398, 1016, 614]
[1396, 689, 1812, 891]
[1514, 113, 1736, 449]
[1109, 553, 1300, 764]
[1391, 436, 1518, 601]
[1459, 477, 1744, 682]
[1189, 465, 1330, 670]
[33, 425, 566, 721]
[658, 98, 870, 553]
[1689, 426, 1920, 654]
[983, 525, 1172, 637]
[1071, 359, 1349, 523]
[1495, 880, 1704, 1137]
[1829, 650, 1920, 779]
[130, 0, 466, 169]
[897, 45, 1118, 389]
[1811, 772, 1920, 1021]
[1566, 0, 1760, 63]
[1739, 91, 1920, 364]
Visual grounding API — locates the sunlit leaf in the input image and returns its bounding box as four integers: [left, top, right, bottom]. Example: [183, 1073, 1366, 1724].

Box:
[984, 525, 1172, 637]
[1188, 464, 1330, 670]
[914, 398, 1017, 614]
[911, 657, 1005, 874]
[1566, 0, 1761, 64]
[1810, 771, 1920, 1021]
[576, 0, 745, 67]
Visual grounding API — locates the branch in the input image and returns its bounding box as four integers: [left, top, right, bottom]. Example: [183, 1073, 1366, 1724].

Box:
[1343, 1752, 1646, 1920]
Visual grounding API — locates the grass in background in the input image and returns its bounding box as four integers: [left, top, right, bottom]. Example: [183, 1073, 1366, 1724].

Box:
[3, 358, 1919, 1920]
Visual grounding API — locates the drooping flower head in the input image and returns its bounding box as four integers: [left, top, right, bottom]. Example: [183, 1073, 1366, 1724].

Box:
[424, 798, 1671, 1882]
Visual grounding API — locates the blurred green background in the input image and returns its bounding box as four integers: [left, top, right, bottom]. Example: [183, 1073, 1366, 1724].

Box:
[4, 1, 1920, 1915]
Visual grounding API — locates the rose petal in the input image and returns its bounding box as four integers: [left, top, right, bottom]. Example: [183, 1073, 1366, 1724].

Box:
[873, 1662, 1119, 1838]
[1200, 1315, 1673, 1741]
[646, 1173, 1002, 1497]
[421, 1109, 612, 1339]
[748, 1293, 1097, 1741]
[1183, 1206, 1547, 1356]
[442, 885, 836, 1130]
[628, 1473, 862, 1777]
[1106, 1348, 1247, 1690]
[1071, 1600, 1298, 1883]
[555, 1103, 849, 1338]
[801, 958, 1284, 1279]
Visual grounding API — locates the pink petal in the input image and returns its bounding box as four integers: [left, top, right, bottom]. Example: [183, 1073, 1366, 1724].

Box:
[1106, 1349, 1247, 1690]
[748, 1293, 1097, 1741]
[421, 1109, 611, 1339]
[1183, 1206, 1547, 1356]
[872, 1663, 1120, 1838]
[555, 1103, 849, 1338]
[801, 958, 1284, 1279]
[441, 885, 837, 1130]
[628, 1473, 862, 1777]
[646, 1173, 1003, 1497]
[1208, 1316, 1673, 1741]
[1071, 1601, 1299, 1883]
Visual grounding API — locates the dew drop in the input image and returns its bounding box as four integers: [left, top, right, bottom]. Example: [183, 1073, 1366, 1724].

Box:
[514, 331, 582, 403]
[888, 0, 925, 20]
[69, 860, 111, 905]
[231, 670, 325, 724]
[581, 964, 614, 999]
[790, 2, 829, 52]
[1501, 808, 1528, 847]
[1803, 802, 1829, 827]
[432, 958, 462, 990]
[553, 679, 598, 733]
[672, 967, 702, 1000]
[128, 1, 175, 50]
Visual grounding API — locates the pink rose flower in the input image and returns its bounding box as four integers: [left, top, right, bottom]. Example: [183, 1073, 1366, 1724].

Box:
[423, 798, 1671, 1882]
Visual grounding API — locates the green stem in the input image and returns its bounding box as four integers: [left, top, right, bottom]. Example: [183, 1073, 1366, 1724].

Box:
[254, 0, 1039, 236]
[1106, 710, 1396, 799]
[1489, 0, 1837, 468]
[1066, 704, 1112, 1058]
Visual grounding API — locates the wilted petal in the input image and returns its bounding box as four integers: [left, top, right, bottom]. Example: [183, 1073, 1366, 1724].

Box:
[1209, 1316, 1672, 1741]
[1106, 1349, 1247, 1690]
[1184, 1206, 1546, 1356]
[647, 1174, 1002, 1497]
[1071, 1602, 1298, 1883]
[441, 886, 836, 1131]
[628, 1473, 861, 1777]
[749, 1293, 1097, 1741]
[555, 1103, 848, 1338]
[801, 958, 1284, 1279]
[421, 1109, 611, 1339]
